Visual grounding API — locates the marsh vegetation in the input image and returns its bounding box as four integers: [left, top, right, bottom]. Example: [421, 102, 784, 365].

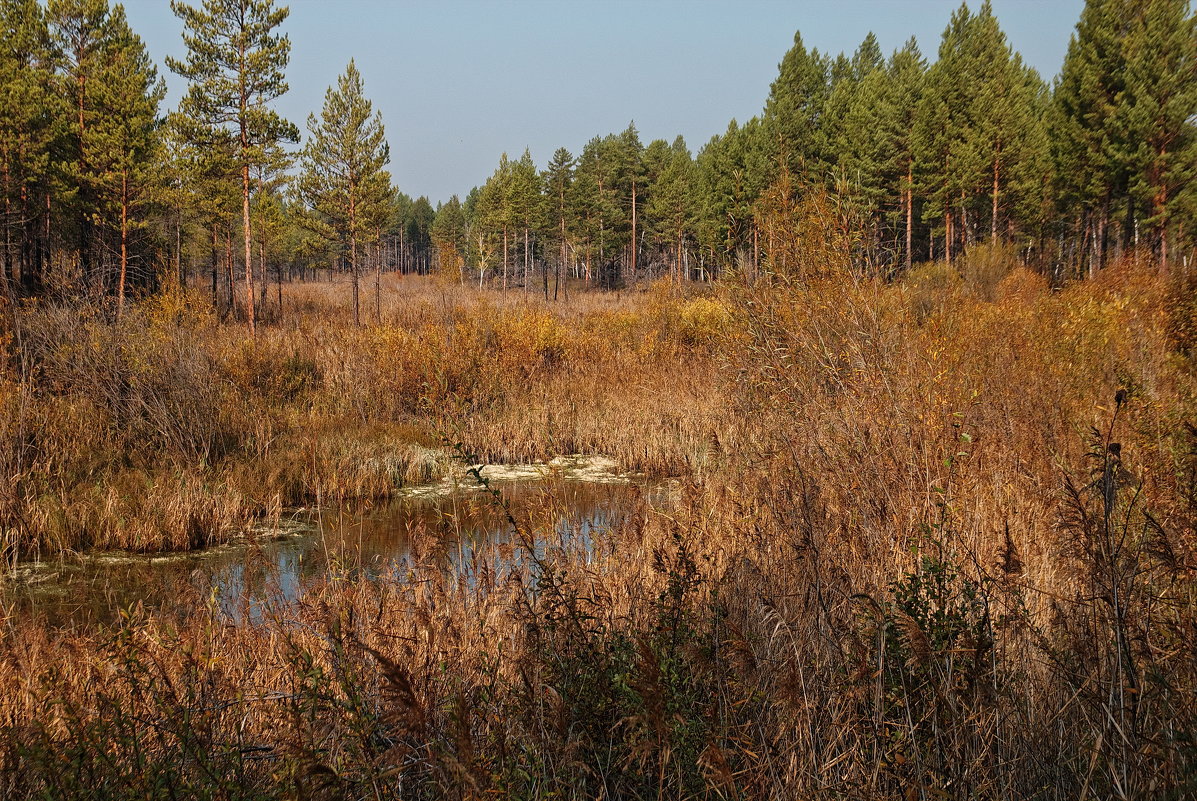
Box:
[3, 253, 1197, 799]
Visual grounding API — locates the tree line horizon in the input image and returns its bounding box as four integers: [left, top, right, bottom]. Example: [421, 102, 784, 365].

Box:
[1, 0, 1194, 322]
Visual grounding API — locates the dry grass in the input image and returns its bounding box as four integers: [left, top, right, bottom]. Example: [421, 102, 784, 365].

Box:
[0, 275, 726, 555]
[1, 258, 1196, 799]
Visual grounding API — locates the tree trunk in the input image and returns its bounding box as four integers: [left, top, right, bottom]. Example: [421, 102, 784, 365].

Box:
[945, 207, 953, 266]
[259, 238, 267, 318]
[77, 69, 91, 294]
[542, 233, 549, 301]
[226, 229, 235, 314]
[1155, 154, 1169, 272]
[351, 236, 360, 325]
[676, 235, 684, 288]
[905, 167, 913, 272]
[631, 181, 637, 280]
[556, 213, 565, 302]
[991, 146, 1001, 244]
[241, 161, 256, 336]
[375, 240, 382, 324]
[176, 207, 184, 289]
[211, 225, 219, 304]
[2, 163, 12, 289]
[41, 191, 49, 294]
[350, 192, 360, 326]
[118, 170, 128, 317]
[752, 222, 759, 282]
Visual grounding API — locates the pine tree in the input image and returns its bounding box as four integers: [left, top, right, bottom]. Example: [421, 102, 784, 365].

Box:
[572, 136, 621, 283]
[49, 0, 116, 292]
[430, 194, 466, 283]
[616, 123, 644, 281]
[964, 5, 1050, 246]
[475, 153, 515, 289]
[568, 142, 603, 284]
[824, 34, 889, 269]
[298, 59, 392, 325]
[542, 146, 574, 299]
[912, 2, 1048, 262]
[165, 110, 239, 307]
[841, 38, 925, 269]
[696, 118, 767, 273]
[82, 6, 165, 313]
[764, 32, 830, 179]
[508, 148, 541, 295]
[0, 0, 58, 293]
[645, 136, 696, 284]
[403, 196, 435, 275]
[168, 0, 298, 335]
[1052, 0, 1127, 270]
[1118, 0, 1197, 268]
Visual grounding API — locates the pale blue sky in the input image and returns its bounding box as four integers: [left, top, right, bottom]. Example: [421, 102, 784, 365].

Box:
[125, 0, 1085, 205]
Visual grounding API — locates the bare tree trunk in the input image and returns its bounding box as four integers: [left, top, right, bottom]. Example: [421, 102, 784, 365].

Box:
[945, 207, 953, 266]
[211, 225, 218, 305]
[2, 164, 12, 288]
[118, 170, 128, 318]
[375, 240, 382, 324]
[258, 239, 267, 318]
[241, 161, 256, 336]
[226, 229, 235, 314]
[42, 191, 49, 293]
[351, 236, 360, 325]
[350, 192, 360, 325]
[752, 223, 758, 282]
[176, 206, 184, 289]
[676, 236, 683, 288]
[991, 148, 1001, 244]
[905, 168, 913, 272]
[1155, 164, 1169, 272]
[631, 181, 637, 280]
[542, 234, 549, 300]
[77, 69, 91, 295]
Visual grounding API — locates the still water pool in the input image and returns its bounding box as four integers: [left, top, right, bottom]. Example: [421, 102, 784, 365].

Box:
[5, 473, 660, 628]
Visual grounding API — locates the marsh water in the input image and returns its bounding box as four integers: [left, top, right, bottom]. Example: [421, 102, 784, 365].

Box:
[5, 472, 658, 628]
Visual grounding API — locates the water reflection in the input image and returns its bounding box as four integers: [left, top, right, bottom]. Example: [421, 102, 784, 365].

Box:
[4, 479, 652, 628]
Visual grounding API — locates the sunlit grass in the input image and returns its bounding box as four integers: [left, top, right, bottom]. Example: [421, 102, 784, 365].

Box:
[2, 257, 1196, 798]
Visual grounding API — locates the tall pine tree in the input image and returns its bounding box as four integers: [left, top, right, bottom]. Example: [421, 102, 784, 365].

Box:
[298, 59, 393, 325]
[168, 0, 298, 334]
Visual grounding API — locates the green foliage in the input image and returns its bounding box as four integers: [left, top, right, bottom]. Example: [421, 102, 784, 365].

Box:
[168, 0, 298, 332]
[298, 59, 392, 322]
[0, 0, 58, 292]
[430, 194, 466, 279]
[912, 1, 1050, 260]
[1054, 0, 1197, 269]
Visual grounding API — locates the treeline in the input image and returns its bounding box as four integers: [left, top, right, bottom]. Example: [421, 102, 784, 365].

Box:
[2, 0, 1195, 314]
[0, 0, 437, 322]
[442, 0, 1197, 291]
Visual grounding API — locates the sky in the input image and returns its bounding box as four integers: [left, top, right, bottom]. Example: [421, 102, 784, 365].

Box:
[125, 0, 1086, 206]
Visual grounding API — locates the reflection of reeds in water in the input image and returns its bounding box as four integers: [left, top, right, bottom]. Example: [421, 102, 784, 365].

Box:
[4, 480, 653, 627]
